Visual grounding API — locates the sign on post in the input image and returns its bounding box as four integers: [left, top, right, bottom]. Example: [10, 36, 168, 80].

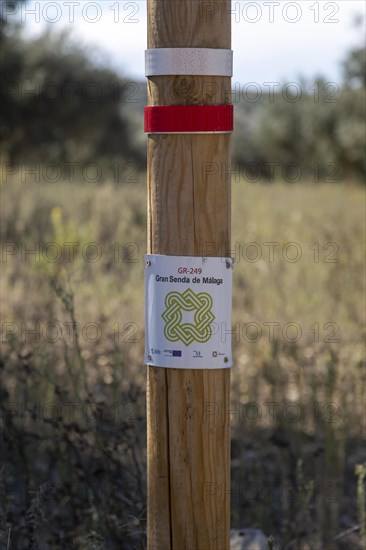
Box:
[145, 254, 233, 369]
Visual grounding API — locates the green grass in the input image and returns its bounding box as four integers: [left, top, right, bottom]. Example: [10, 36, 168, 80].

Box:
[1, 176, 365, 549]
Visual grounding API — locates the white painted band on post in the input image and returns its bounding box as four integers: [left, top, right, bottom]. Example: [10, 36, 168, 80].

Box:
[145, 48, 233, 77]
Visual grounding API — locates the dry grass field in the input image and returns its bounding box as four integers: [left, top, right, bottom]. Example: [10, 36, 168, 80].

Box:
[1, 175, 365, 549]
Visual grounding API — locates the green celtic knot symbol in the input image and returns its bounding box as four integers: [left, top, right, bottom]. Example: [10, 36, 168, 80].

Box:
[161, 288, 215, 346]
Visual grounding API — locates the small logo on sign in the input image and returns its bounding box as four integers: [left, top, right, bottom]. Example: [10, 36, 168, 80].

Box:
[193, 351, 203, 358]
[163, 349, 182, 357]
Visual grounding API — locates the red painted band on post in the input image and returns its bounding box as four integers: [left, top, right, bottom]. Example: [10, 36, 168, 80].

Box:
[144, 105, 233, 134]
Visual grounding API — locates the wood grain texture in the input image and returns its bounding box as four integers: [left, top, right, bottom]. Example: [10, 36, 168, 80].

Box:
[147, 1, 231, 548]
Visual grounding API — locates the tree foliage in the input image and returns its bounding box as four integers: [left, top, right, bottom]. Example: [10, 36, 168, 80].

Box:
[1, 1, 364, 182]
[0, 1, 145, 169]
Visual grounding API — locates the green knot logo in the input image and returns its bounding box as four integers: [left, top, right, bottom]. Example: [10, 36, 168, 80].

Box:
[162, 288, 215, 346]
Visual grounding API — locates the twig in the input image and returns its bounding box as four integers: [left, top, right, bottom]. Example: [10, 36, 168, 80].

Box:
[7, 525, 11, 550]
[334, 524, 360, 541]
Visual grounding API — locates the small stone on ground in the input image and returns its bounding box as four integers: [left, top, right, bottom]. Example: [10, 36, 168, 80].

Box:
[230, 528, 268, 550]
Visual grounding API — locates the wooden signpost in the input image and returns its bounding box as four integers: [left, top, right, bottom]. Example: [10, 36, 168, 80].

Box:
[146, 1, 232, 547]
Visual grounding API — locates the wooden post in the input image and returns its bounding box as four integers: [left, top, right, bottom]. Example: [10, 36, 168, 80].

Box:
[146, 1, 231, 548]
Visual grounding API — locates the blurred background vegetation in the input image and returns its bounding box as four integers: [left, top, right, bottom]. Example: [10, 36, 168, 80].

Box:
[1, 1, 365, 549]
[1, 0, 365, 181]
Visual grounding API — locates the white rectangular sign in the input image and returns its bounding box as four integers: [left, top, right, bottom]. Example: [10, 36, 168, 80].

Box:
[145, 254, 233, 369]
